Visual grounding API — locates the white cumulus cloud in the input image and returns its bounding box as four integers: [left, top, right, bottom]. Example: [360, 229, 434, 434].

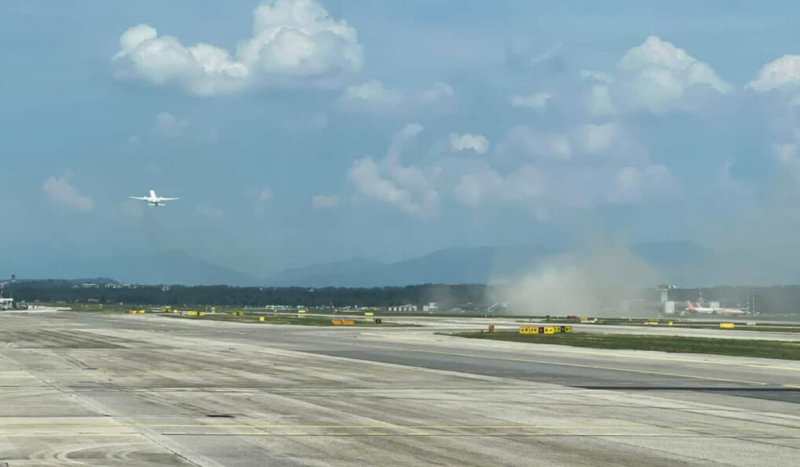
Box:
[571, 123, 649, 164]
[616, 36, 732, 113]
[340, 80, 404, 112]
[340, 80, 454, 113]
[112, 0, 363, 96]
[576, 123, 618, 154]
[312, 194, 339, 209]
[449, 133, 490, 154]
[586, 85, 616, 118]
[42, 176, 94, 212]
[747, 55, 800, 93]
[347, 124, 439, 217]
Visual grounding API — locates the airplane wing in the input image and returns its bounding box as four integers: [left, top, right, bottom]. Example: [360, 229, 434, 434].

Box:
[160, 197, 180, 201]
[129, 196, 149, 200]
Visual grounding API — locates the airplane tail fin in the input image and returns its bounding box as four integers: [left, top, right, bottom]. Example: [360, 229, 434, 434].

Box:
[150, 189, 157, 199]
[686, 301, 696, 312]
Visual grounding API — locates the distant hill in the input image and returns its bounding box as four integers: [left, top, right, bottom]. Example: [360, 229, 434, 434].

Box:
[264, 243, 710, 287]
[7, 251, 260, 286]
[264, 247, 558, 287]
[4, 241, 722, 287]
[267, 258, 384, 287]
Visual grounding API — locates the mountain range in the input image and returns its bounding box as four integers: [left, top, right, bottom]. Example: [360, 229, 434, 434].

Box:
[263, 241, 715, 288]
[7, 241, 773, 287]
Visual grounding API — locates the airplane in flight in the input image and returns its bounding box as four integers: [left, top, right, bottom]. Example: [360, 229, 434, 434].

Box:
[685, 301, 748, 316]
[129, 190, 180, 207]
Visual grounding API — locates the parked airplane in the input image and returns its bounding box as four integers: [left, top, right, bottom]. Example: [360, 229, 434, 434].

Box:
[685, 301, 748, 316]
[129, 190, 180, 207]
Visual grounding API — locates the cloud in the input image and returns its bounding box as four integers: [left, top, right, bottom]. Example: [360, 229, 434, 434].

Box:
[719, 162, 755, 202]
[155, 112, 189, 138]
[607, 164, 674, 204]
[586, 85, 616, 118]
[509, 92, 552, 110]
[449, 133, 490, 154]
[505, 41, 565, 74]
[112, 0, 363, 96]
[42, 175, 94, 212]
[312, 194, 339, 209]
[454, 164, 546, 209]
[575, 123, 617, 154]
[747, 55, 800, 93]
[496, 127, 572, 160]
[456, 119, 665, 213]
[340, 80, 404, 112]
[259, 187, 273, 201]
[455, 162, 672, 212]
[616, 36, 732, 113]
[571, 123, 649, 164]
[347, 123, 439, 217]
[340, 80, 454, 113]
[415, 82, 455, 106]
[151, 112, 217, 144]
[580, 70, 614, 84]
[197, 205, 226, 220]
[773, 143, 800, 187]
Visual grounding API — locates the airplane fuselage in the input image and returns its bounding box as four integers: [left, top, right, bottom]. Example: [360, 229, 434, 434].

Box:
[130, 190, 179, 207]
[685, 301, 747, 316]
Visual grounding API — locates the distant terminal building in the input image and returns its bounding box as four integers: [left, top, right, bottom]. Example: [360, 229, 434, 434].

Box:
[422, 302, 438, 312]
[0, 298, 13, 310]
[388, 304, 418, 312]
[659, 285, 677, 303]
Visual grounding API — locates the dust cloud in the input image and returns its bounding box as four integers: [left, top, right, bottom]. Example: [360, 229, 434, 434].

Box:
[490, 242, 662, 317]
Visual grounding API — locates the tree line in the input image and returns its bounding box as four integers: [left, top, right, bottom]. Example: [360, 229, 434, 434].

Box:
[6, 283, 490, 310]
[6, 282, 800, 314]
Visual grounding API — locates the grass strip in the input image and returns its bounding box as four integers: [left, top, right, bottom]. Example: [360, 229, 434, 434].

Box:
[449, 331, 800, 361]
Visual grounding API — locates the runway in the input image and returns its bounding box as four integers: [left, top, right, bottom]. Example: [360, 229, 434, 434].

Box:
[2, 312, 800, 466]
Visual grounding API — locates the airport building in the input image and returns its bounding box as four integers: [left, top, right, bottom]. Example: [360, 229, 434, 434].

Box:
[0, 297, 13, 310]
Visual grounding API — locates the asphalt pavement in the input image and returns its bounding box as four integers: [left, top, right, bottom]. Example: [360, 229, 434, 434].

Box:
[1, 311, 800, 466]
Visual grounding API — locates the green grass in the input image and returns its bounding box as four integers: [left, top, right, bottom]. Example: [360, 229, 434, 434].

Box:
[449, 331, 800, 361]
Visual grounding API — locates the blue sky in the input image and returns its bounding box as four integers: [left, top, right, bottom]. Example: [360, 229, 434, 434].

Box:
[4, 0, 800, 279]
